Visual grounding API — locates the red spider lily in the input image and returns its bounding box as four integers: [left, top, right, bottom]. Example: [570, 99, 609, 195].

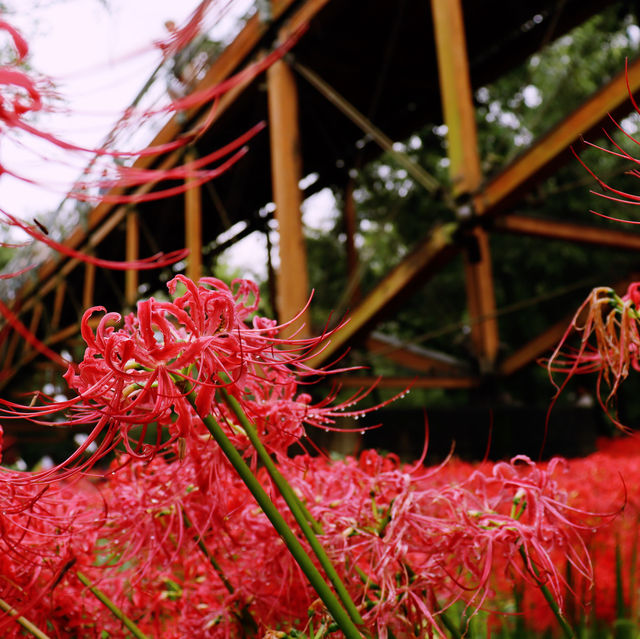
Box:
[0, 210, 190, 271]
[0, 13, 305, 205]
[0, 435, 632, 637]
[547, 60, 640, 419]
[271, 451, 601, 637]
[0, 275, 391, 485]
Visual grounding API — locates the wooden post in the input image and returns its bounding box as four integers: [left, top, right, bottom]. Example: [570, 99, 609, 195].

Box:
[125, 211, 139, 307]
[185, 149, 203, 283]
[83, 262, 96, 310]
[344, 177, 361, 303]
[462, 228, 499, 369]
[51, 281, 66, 331]
[267, 55, 310, 337]
[431, 0, 498, 371]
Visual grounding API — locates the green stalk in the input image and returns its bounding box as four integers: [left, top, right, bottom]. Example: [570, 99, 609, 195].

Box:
[438, 608, 462, 639]
[182, 510, 236, 594]
[182, 511, 258, 635]
[629, 517, 639, 622]
[615, 537, 627, 620]
[76, 571, 150, 639]
[0, 597, 53, 639]
[218, 386, 365, 628]
[217, 379, 323, 534]
[518, 547, 575, 639]
[177, 382, 363, 639]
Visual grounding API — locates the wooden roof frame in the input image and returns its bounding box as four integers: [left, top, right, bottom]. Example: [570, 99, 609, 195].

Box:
[2, 0, 639, 393]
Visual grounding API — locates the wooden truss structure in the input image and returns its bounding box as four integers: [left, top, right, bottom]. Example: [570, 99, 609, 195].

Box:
[2, 0, 640, 398]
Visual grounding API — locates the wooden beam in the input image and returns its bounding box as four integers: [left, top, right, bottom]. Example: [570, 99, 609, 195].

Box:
[267, 56, 310, 337]
[307, 223, 459, 368]
[51, 281, 66, 331]
[185, 149, 203, 282]
[431, 0, 481, 196]
[336, 375, 481, 389]
[365, 333, 470, 375]
[494, 215, 640, 250]
[499, 318, 570, 377]
[474, 55, 640, 215]
[432, 0, 498, 371]
[125, 211, 139, 307]
[83, 262, 96, 310]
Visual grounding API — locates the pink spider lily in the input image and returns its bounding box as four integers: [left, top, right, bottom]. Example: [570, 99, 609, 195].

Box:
[272, 450, 602, 638]
[546, 284, 640, 426]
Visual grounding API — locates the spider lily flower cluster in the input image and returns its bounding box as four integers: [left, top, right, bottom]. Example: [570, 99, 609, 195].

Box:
[54, 274, 390, 469]
[0, 273, 617, 638]
[0, 430, 634, 638]
[546, 282, 640, 424]
[0, 10, 638, 638]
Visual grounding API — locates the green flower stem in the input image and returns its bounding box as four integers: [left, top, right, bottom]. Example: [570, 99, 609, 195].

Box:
[218, 387, 365, 628]
[438, 608, 462, 639]
[182, 511, 258, 635]
[76, 571, 150, 639]
[182, 510, 236, 594]
[217, 379, 323, 534]
[518, 547, 575, 639]
[178, 383, 364, 639]
[0, 597, 52, 639]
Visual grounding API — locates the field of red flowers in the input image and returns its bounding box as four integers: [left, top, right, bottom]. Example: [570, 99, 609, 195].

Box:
[2, 6, 640, 638]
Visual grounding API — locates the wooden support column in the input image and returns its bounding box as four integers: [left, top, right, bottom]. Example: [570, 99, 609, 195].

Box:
[267, 55, 310, 337]
[185, 149, 203, 283]
[125, 211, 139, 307]
[462, 228, 499, 370]
[17, 303, 44, 362]
[83, 262, 96, 310]
[344, 177, 361, 303]
[51, 281, 66, 331]
[431, 0, 498, 372]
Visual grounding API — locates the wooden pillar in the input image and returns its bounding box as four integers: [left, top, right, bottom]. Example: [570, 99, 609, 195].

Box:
[19, 302, 44, 360]
[83, 262, 96, 310]
[267, 56, 311, 337]
[431, 0, 498, 371]
[185, 149, 203, 283]
[125, 211, 139, 307]
[51, 281, 66, 331]
[431, 0, 480, 195]
[344, 178, 361, 303]
[462, 228, 498, 370]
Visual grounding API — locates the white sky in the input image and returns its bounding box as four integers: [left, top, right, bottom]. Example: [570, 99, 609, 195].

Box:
[2, 0, 201, 219]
